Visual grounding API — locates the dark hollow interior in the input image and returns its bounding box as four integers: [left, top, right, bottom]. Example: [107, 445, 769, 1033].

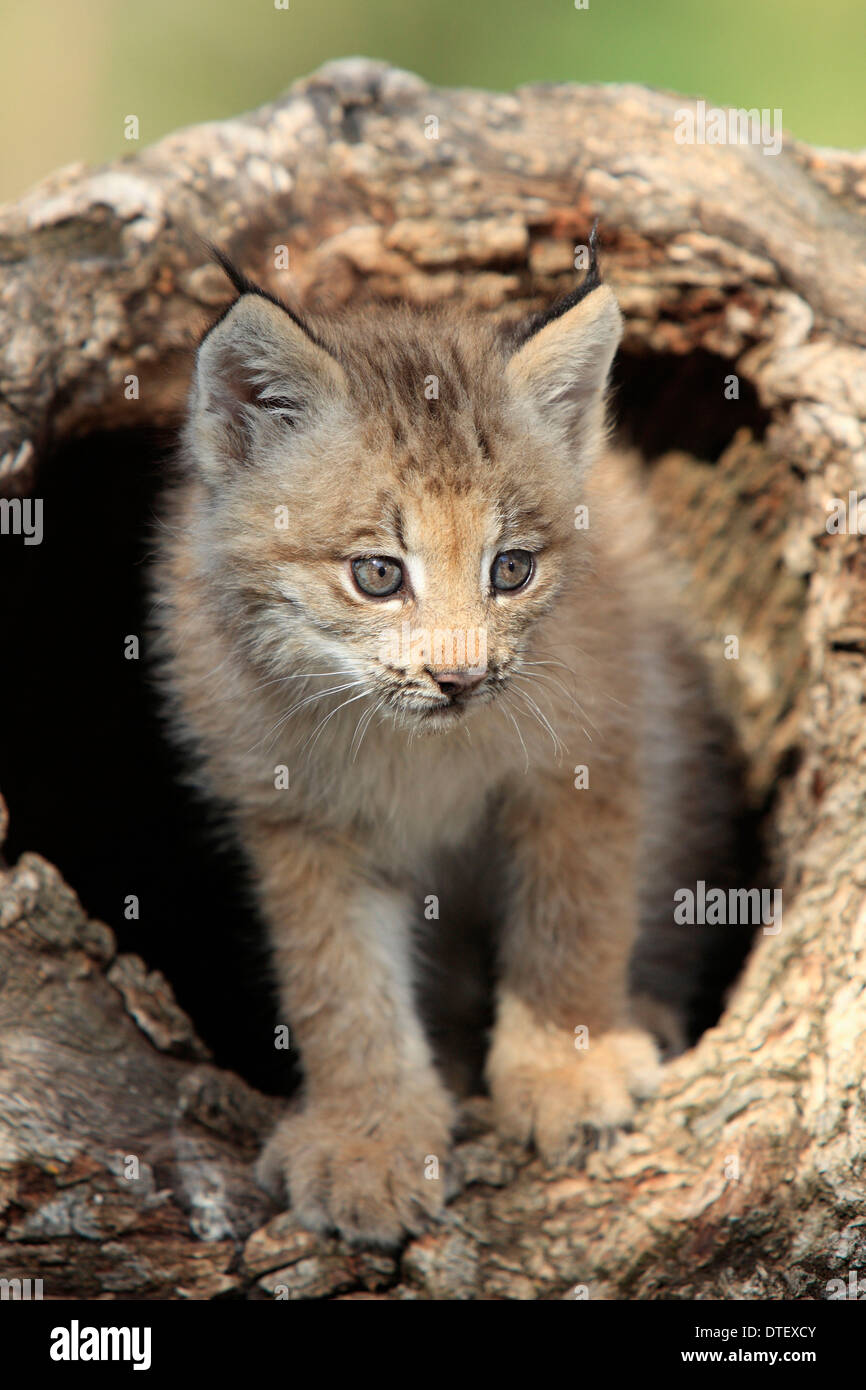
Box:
[0, 348, 772, 1096]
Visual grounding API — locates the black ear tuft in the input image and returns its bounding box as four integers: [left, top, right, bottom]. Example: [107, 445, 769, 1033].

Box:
[510, 220, 602, 349]
[208, 244, 284, 309]
[204, 244, 332, 353]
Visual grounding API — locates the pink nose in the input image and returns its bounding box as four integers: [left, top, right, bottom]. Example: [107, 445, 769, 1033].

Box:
[429, 668, 487, 696]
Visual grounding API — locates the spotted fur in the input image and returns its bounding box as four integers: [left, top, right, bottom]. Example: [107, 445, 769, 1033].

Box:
[152, 261, 736, 1246]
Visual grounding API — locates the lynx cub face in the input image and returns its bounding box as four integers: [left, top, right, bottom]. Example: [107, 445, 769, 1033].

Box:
[180, 261, 619, 743]
[153, 248, 726, 1247]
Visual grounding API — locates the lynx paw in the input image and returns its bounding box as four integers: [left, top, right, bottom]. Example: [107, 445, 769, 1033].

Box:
[256, 1094, 455, 1248]
[488, 1015, 661, 1165]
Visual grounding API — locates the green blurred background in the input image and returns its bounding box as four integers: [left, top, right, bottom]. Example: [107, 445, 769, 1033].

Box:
[2, 0, 863, 203]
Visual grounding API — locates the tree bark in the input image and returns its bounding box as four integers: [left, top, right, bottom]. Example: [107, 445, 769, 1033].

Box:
[1, 58, 865, 1299]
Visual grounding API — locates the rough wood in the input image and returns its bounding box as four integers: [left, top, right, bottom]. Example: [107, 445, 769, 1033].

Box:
[2, 59, 866, 1299]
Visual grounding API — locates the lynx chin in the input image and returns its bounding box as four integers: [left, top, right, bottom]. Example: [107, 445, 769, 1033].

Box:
[152, 240, 737, 1247]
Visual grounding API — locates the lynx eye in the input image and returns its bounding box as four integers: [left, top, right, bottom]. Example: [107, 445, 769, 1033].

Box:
[491, 549, 534, 593]
[351, 556, 404, 598]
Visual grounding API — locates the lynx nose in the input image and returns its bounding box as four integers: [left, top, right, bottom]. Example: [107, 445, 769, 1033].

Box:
[429, 668, 487, 697]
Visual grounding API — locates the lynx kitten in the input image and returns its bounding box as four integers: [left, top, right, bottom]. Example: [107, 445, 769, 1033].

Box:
[153, 245, 731, 1245]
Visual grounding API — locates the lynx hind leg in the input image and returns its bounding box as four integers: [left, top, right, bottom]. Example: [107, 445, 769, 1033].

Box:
[487, 994, 661, 1165]
[485, 771, 662, 1166]
[633, 619, 756, 1045]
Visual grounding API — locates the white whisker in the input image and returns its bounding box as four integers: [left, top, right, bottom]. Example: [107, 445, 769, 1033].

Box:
[499, 693, 530, 773]
[351, 697, 385, 762]
[302, 689, 369, 758]
[508, 683, 568, 759]
[249, 680, 365, 755]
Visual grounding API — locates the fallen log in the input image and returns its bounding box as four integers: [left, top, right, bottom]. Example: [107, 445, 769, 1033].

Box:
[1, 58, 865, 1299]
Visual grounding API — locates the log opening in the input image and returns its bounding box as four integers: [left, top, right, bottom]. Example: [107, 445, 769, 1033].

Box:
[0, 336, 786, 1082]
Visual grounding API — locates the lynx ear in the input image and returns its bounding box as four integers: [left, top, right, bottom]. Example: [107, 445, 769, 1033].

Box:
[187, 288, 347, 476]
[506, 284, 622, 463]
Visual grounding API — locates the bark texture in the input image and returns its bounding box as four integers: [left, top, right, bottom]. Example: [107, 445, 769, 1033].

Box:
[1, 59, 865, 1299]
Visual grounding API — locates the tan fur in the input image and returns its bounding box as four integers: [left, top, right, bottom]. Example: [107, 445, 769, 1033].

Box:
[152, 276, 732, 1244]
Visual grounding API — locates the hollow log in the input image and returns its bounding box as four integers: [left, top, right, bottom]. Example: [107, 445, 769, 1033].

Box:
[1, 58, 865, 1300]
